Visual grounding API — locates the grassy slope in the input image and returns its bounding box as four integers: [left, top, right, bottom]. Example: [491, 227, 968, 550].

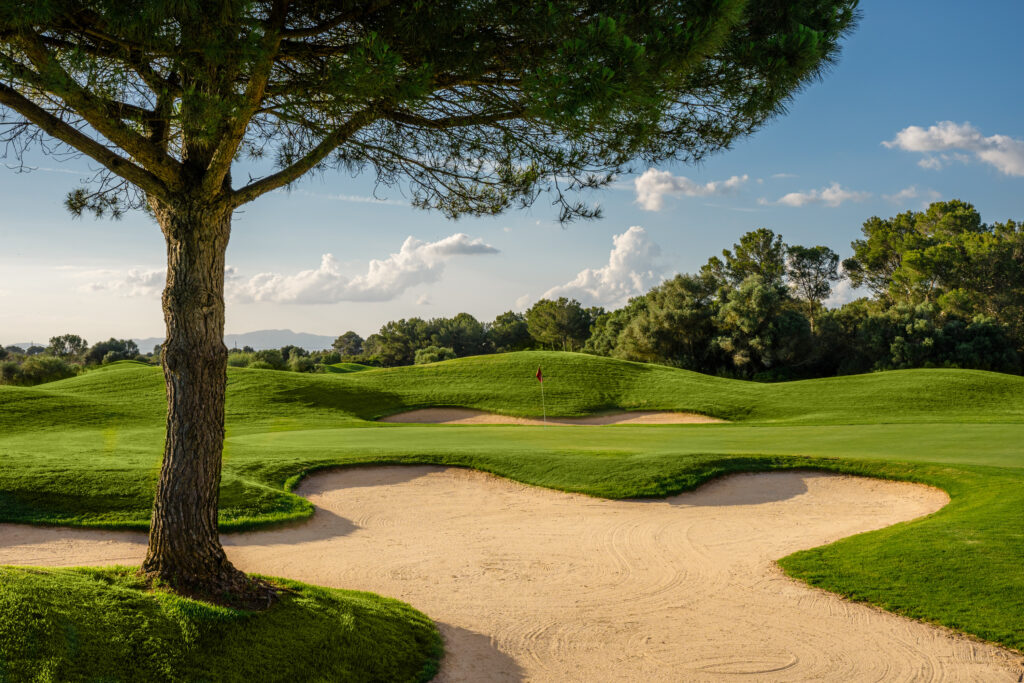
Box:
[0, 567, 440, 682]
[1, 351, 1023, 652]
[324, 362, 373, 373]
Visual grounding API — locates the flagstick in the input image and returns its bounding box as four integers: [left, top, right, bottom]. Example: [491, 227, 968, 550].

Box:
[540, 378, 547, 426]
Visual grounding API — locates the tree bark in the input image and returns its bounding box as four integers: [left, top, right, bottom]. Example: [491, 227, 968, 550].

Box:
[140, 199, 270, 606]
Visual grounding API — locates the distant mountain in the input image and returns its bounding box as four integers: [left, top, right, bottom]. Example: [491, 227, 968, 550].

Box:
[132, 329, 338, 352]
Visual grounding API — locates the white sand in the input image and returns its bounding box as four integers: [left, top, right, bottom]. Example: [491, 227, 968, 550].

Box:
[2, 468, 1021, 681]
[379, 407, 725, 425]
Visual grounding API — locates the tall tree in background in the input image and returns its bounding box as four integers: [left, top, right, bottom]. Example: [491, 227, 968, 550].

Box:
[526, 297, 594, 351]
[0, 1, 858, 601]
[711, 227, 789, 288]
[786, 244, 839, 330]
[47, 333, 88, 358]
[332, 331, 364, 357]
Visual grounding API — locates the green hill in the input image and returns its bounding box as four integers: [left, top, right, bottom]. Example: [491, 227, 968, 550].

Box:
[5, 352, 1022, 437]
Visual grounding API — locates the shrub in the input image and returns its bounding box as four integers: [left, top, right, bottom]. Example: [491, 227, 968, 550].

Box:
[0, 360, 21, 384]
[253, 349, 285, 370]
[102, 350, 128, 365]
[227, 351, 254, 368]
[287, 355, 316, 373]
[0, 356, 77, 386]
[248, 360, 274, 370]
[414, 345, 457, 365]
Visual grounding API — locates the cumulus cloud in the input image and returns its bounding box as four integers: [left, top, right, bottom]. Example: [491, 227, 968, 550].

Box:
[883, 185, 942, 206]
[233, 233, 498, 304]
[634, 168, 748, 211]
[81, 268, 165, 297]
[884, 121, 1024, 176]
[77, 233, 497, 305]
[824, 265, 864, 308]
[761, 182, 870, 208]
[541, 226, 663, 308]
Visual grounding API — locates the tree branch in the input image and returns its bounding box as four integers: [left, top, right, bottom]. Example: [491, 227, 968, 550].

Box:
[280, 1, 394, 38]
[384, 107, 524, 130]
[229, 106, 378, 206]
[201, 0, 289, 195]
[0, 82, 171, 201]
[16, 34, 183, 189]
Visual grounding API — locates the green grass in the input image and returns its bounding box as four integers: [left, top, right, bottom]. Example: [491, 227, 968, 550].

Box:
[0, 567, 441, 682]
[1, 350, 1024, 658]
[323, 362, 373, 374]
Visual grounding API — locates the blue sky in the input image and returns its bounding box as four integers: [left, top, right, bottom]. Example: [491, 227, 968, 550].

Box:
[2, 0, 1023, 345]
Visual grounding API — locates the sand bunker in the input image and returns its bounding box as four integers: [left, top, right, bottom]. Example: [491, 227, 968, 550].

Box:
[379, 407, 725, 425]
[2, 468, 1021, 681]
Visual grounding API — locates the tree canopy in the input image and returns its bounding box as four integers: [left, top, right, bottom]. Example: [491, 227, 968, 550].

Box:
[1, 1, 858, 220]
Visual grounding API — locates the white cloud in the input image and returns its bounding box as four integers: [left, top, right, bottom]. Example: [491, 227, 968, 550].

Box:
[884, 121, 1024, 176]
[883, 185, 942, 206]
[770, 172, 798, 179]
[416, 294, 431, 306]
[81, 266, 243, 298]
[825, 265, 864, 308]
[81, 268, 165, 297]
[233, 233, 498, 304]
[541, 226, 663, 308]
[762, 182, 870, 208]
[515, 293, 532, 309]
[75, 233, 497, 306]
[293, 189, 406, 206]
[634, 168, 748, 211]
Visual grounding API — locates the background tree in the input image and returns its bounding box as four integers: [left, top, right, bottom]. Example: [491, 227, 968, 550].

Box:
[614, 273, 719, 368]
[47, 333, 88, 358]
[713, 275, 811, 377]
[487, 311, 532, 352]
[84, 338, 139, 365]
[786, 244, 839, 330]
[0, 0, 858, 601]
[719, 228, 788, 287]
[374, 318, 433, 366]
[332, 331, 364, 357]
[585, 298, 648, 357]
[526, 298, 594, 351]
[430, 313, 486, 357]
[279, 345, 308, 362]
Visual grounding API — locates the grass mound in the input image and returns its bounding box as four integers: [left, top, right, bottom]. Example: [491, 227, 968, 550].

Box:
[324, 362, 373, 374]
[0, 566, 441, 683]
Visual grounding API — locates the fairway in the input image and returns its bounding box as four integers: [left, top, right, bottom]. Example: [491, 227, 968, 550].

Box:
[2, 351, 1024, 677]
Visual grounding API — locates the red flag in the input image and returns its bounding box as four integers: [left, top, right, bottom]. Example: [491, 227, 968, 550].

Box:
[535, 367, 543, 383]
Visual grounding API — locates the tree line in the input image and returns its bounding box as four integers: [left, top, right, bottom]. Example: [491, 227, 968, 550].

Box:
[331, 200, 1024, 379]
[0, 336, 149, 386]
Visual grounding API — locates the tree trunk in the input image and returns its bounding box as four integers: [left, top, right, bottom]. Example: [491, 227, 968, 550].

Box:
[141, 199, 271, 606]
